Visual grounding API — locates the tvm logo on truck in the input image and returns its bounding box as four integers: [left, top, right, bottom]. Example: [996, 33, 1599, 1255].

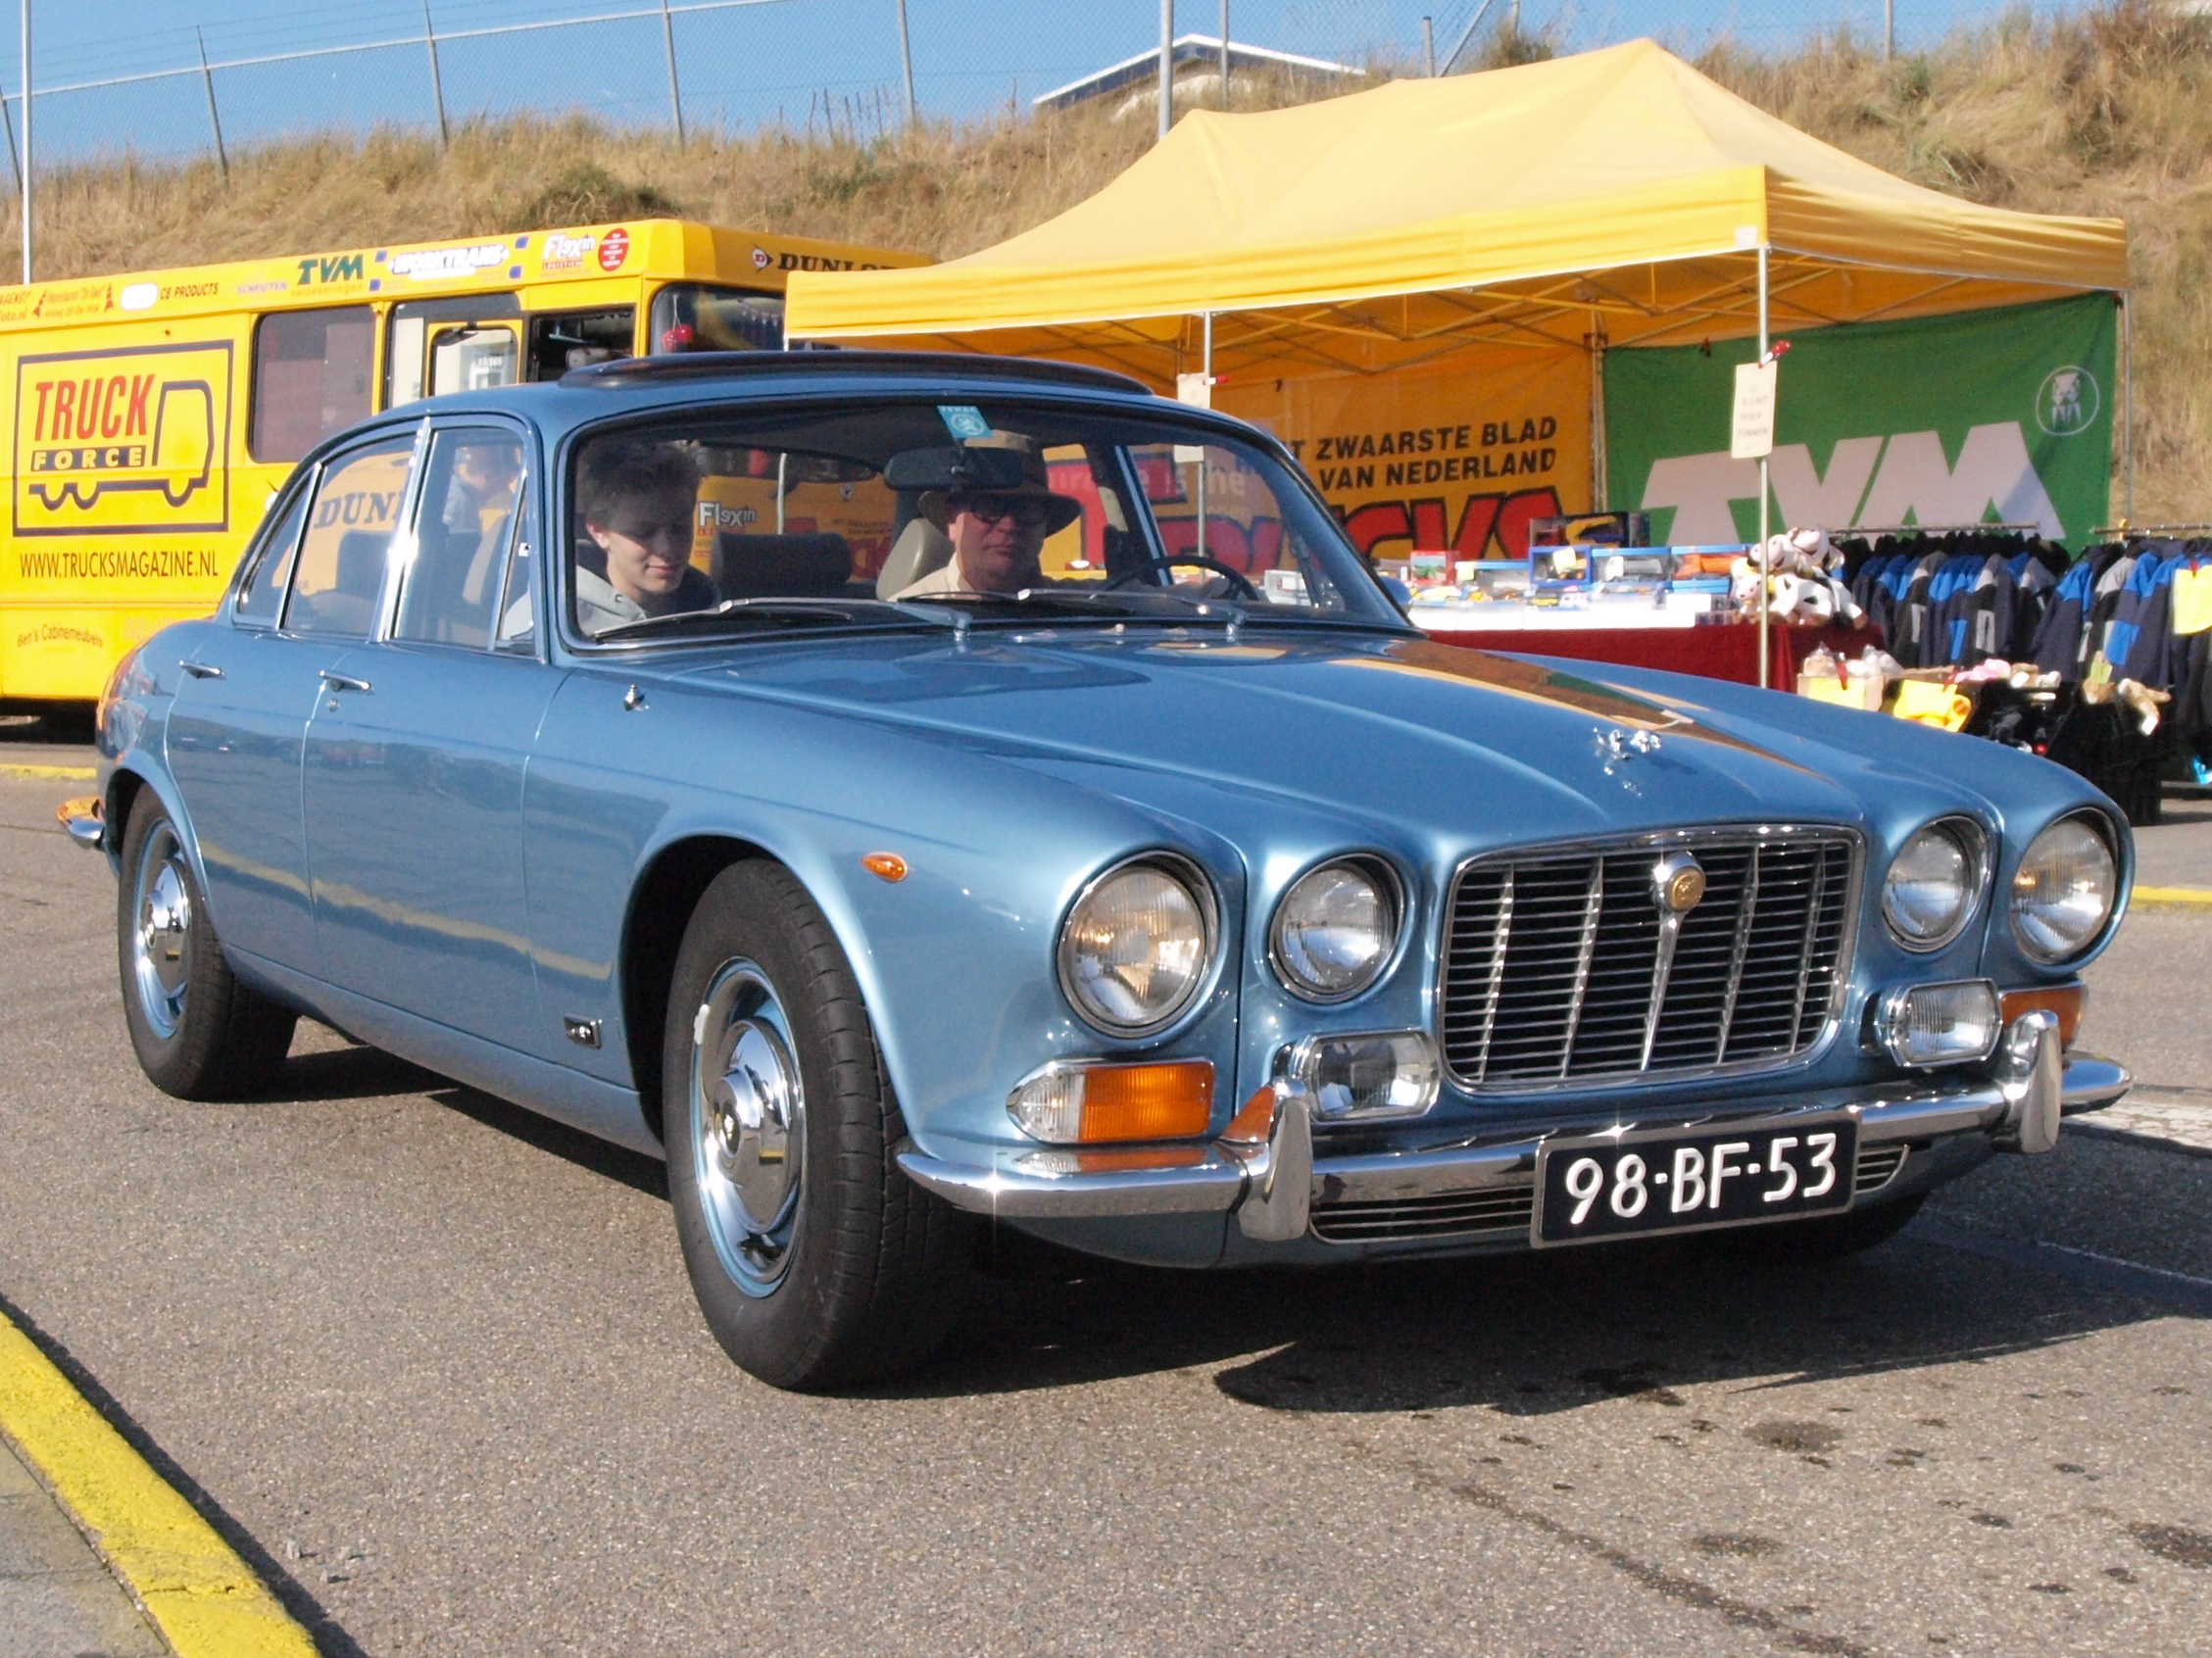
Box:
[12, 341, 233, 536]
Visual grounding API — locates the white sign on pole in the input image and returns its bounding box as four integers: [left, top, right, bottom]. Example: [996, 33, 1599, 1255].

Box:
[1731, 359, 1777, 460]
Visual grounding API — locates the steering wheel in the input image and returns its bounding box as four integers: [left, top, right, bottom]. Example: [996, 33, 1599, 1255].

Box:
[1102, 555, 1261, 600]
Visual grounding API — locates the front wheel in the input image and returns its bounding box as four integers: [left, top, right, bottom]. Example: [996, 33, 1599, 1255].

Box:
[117, 801, 297, 1099]
[664, 859, 968, 1389]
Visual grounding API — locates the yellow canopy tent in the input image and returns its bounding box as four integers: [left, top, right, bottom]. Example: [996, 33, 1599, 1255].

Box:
[786, 38, 2132, 677]
[785, 36, 2126, 381]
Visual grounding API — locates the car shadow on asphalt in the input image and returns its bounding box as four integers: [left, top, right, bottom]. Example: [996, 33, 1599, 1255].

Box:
[880, 1148, 2211, 1412]
[261, 1037, 670, 1198]
[312, 1046, 2201, 1415]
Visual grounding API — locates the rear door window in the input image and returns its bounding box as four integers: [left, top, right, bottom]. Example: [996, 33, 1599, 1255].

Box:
[393, 427, 526, 647]
[251, 306, 373, 463]
[233, 481, 311, 628]
[283, 434, 417, 637]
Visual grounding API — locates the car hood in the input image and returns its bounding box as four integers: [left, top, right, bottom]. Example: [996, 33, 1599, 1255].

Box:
[669, 628, 1968, 844]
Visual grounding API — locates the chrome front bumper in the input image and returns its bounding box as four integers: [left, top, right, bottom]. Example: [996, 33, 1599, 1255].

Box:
[897, 1013, 2127, 1243]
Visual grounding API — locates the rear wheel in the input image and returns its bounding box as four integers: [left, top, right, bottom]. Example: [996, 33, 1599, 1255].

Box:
[663, 859, 968, 1389]
[117, 801, 297, 1099]
[1715, 1193, 1926, 1263]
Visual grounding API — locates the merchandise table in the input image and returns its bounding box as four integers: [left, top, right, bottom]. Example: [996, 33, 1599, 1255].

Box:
[1414, 620, 1885, 692]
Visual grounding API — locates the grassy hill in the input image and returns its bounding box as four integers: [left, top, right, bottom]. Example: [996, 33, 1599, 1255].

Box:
[6, 2, 2205, 521]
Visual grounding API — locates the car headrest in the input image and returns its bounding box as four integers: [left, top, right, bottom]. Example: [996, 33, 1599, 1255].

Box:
[713, 532, 853, 600]
[874, 517, 955, 600]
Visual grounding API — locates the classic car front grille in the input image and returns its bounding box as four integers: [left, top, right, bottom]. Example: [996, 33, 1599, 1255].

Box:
[1853, 1144, 1908, 1195]
[1441, 830, 1857, 1091]
[1309, 1186, 1534, 1244]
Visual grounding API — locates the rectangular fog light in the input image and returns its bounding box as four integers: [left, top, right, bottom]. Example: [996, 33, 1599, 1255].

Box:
[1874, 979, 2000, 1068]
[1286, 1030, 1440, 1120]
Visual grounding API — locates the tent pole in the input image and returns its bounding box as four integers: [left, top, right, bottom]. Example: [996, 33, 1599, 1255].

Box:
[1757, 243, 1771, 691]
[1198, 311, 1211, 560]
[1590, 308, 1606, 512]
[2122, 291, 2135, 525]
[1158, 0, 1172, 142]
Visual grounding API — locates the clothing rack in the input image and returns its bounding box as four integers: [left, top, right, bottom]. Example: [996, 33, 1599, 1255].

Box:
[2094, 522, 2212, 538]
[1841, 522, 2044, 537]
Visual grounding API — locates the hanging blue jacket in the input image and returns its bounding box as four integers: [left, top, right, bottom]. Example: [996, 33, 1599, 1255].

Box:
[2031, 552, 2103, 674]
[2107, 547, 2176, 684]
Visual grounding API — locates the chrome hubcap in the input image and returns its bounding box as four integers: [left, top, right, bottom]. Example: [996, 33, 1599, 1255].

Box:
[131, 823, 193, 1040]
[691, 959, 804, 1295]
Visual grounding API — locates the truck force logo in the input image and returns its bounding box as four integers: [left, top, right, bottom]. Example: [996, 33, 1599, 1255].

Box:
[12, 341, 232, 536]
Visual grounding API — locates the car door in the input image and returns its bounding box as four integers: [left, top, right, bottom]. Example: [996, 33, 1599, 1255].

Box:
[166, 433, 413, 970]
[300, 420, 564, 1040]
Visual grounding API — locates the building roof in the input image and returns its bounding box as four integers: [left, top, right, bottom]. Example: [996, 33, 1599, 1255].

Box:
[1034, 35, 1355, 112]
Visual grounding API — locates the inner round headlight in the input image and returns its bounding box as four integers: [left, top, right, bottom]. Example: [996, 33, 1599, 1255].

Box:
[1883, 819, 1984, 950]
[1271, 857, 1400, 1001]
[2011, 814, 2118, 963]
[1057, 856, 1215, 1036]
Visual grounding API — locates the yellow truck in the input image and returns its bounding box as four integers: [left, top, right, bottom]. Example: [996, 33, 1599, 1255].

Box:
[0, 219, 923, 707]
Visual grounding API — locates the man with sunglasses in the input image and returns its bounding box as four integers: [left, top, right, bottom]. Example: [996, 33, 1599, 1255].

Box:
[893, 435, 1082, 600]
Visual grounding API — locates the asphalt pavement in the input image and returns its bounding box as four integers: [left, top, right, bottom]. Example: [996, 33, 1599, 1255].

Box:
[2, 742, 2211, 1656]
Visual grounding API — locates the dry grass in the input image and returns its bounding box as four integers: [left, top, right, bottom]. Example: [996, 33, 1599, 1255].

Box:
[1, 6, 2206, 515]
[1696, 1, 2212, 521]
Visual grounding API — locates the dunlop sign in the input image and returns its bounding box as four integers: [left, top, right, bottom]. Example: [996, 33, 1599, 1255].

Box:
[12, 341, 233, 536]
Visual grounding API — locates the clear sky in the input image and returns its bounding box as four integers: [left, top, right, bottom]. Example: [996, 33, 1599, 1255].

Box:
[5, 1, 2066, 164]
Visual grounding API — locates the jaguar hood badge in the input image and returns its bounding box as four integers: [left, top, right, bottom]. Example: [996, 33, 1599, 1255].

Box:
[1597, 726, 1663, 762]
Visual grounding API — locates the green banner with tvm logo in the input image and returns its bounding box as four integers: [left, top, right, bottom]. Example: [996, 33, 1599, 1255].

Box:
[1603, 295, 2117, 550]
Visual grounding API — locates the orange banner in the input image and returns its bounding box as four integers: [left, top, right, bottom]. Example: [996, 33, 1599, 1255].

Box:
[1217, 346, 1592, 561]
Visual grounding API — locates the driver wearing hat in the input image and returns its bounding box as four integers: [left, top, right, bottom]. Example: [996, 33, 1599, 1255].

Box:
[893, 433, 1082, 600]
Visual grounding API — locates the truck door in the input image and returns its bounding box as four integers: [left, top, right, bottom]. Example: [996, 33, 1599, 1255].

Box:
[384, 295, 523, 409]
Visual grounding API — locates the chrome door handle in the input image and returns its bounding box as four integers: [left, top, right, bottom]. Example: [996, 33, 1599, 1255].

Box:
[179, 661, 223, 679]
[318, 670, 371, 694]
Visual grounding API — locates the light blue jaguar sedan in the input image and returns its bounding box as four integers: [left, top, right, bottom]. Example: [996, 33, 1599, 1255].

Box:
[74, 351, 2133, 1389]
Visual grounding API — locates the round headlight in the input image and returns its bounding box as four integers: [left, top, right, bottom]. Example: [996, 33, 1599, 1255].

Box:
[2011, 814, 2117, 963]
[1057, 856, 1216, 1037]
[1883, 819, 1984, 950]
[1271, 857, 1401, 1001]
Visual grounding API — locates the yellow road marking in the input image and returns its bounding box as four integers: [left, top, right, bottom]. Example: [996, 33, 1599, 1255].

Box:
[0, 1310, 317, 1658]
[2134, 885, 2212, 907]
[0, 762, 96, 780]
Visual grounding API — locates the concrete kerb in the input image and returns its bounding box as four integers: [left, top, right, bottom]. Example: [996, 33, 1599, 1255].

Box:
[0, 1306, 319, 1658]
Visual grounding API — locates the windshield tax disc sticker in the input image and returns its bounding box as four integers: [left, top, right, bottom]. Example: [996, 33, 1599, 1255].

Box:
[937, 405, 991, 442]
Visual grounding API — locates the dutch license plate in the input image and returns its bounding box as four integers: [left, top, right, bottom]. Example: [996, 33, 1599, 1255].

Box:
[1532, 1114, 1857, 1246]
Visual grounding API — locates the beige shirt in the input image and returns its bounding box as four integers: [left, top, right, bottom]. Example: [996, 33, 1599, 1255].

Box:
[892, 558, 975, 601]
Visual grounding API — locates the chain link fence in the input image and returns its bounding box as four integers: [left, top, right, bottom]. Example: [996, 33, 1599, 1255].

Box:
[0, 0, 2096, 175]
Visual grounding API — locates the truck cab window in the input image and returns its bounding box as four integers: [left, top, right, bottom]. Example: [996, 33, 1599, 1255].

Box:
[250, 306, 373, 463]
[650, 285, 783, 353]
[526, 310, 635, 380]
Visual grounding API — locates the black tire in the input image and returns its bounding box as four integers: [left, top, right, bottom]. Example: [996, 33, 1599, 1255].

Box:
[117, 800, 297, 1100]
[1714, 1193, 1926, 1263]
[663, 859, 969, 1390]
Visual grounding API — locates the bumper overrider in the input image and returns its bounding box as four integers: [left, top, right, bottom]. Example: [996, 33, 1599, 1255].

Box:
[896, 1011, 2128, 1244]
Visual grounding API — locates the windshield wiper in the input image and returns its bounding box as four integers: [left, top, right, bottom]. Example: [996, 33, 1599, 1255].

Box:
[590, 597, 962, 642]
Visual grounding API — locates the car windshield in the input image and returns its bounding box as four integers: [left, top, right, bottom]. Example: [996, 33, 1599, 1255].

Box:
[565, 398, 1404, 641]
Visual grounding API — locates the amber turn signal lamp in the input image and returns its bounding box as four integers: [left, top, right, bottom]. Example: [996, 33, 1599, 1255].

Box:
[1220, 1085, 1280, 1146]
[860, 852, 909, 882]
[2000, 984, 2085, 1049]
[1006, 1060, 1215, 1144]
